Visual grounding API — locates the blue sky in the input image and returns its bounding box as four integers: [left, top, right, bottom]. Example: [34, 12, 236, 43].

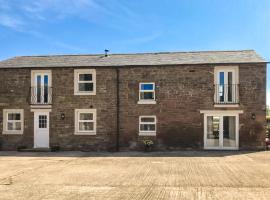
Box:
[0, 0, 269, 102]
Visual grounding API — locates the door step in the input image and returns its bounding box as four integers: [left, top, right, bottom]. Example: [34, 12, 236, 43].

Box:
[18, 148, 51, 152]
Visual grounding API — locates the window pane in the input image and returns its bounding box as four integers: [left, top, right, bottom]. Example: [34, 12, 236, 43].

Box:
[79, 122, 94, 131]
[219, 72, 224, 85]
[223, 116, 236, 147]
[140, 124, 155, 131]
[141, 117, 155, 123]
[8, 113, 20, 120]
[7, 122, 13, 130]
[7, 122, 21, 131]
[206, 116, 220, 147]
[227, 72, 233, 102]
[79, 74, 92, 81]
[141, 84, 154, 90]
[228, 72, 232, 85]
[37, 75, 41, 103]
[79, 83, 93, 92]
[219, 85, 224, 102]
[80, 113, 93, 120]
[140, 92, 154, 100]
[15, 122, 21, 130]
[39, 115, 47, 128]
[44, 75, 48, 86]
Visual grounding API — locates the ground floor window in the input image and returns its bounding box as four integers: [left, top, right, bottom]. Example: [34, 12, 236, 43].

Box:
[200, 110, 243, 150]
[139, 116, 156, 136]
[74, 109, 96, 135]
[2, 109, 24, 134]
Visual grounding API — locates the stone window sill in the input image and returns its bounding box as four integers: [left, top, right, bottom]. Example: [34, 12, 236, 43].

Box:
[139, 132, 156, 136]
[74, 132, 96, 136]
[2, 131, 23, 135]
[137, 100, 156, 105]
[214, 104, 239, 108]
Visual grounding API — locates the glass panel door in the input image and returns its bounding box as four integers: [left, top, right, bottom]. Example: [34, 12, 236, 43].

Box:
[223, 116, 236, 147]
[35, 74, 49, 104]
[205, 115, 238, 149]
[206, 116, 220, 148]
[227, 72, 233, 102]
[218, 72, 225, 102]
[218, 70, 235, 103]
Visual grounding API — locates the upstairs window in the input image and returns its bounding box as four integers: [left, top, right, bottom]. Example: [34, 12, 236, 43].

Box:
[31, 70, 52, 105]
[138, 83, 156, 104]
[139, 116, 157, 136]
[214, 66, 239, 105]
[2, 109, 24, 134]
[74, 69, 96, 95]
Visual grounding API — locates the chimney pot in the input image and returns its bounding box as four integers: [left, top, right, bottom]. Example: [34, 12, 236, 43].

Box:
[104, 49, 109, 57]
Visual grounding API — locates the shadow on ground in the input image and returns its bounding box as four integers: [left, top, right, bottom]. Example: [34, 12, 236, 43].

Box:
[0, 150, 265, 158]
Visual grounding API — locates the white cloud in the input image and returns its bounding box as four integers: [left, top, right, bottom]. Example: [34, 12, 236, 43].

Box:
[0, 0, 141, 30]
[0, 14, 24, 30]
[122, 32, 163, 46]
[0, 0, 161, 50]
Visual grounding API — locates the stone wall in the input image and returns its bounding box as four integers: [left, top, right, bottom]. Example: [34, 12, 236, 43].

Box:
[0, 63, 266, 150]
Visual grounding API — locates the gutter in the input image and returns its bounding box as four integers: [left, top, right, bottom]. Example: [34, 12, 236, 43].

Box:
[116, 68, 120, 151]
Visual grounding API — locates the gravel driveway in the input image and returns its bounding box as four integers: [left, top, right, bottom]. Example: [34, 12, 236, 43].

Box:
[0, 151, 270, 200]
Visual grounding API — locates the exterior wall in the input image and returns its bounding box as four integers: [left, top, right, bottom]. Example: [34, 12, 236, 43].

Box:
[0, 63, 266, 151]
[238, 63, 266, 149]
[0, 68, 32, 150]
[51, 68, 117, 151]
[118, 65, 211, 150]
[0, 68, 117, 151]
[118, 63, 266, 150]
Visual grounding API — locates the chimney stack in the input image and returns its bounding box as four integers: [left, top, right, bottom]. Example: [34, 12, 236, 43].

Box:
[104, 49, 109, 57]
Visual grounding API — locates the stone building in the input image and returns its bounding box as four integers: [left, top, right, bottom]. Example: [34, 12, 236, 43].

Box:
[0, 50, 266, 151]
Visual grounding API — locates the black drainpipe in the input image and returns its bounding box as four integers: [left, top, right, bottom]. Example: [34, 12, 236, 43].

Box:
[116, 68, 120, 151]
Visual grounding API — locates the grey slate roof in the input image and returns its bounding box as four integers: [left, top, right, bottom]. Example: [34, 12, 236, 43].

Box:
[0, 50, 266, 69]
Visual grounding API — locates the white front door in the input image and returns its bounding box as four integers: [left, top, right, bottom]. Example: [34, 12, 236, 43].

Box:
[203, 113, 239, 150]
[34, 112, 50, 148]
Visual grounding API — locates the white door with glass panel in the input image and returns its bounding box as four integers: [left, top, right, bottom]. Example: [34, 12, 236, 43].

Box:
[204, 114, 239, 149]
[215, 68, 238, 104]
[32, 73, 51, 104]
[34, 112, 50, 148]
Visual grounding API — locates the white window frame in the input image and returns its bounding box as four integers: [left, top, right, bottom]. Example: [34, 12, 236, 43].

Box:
[74, 109, 96, 135]
[31, 70, 52, 87]
[139, 115, 157, 136]
[2, 109, 24, 135]
[31, 70, 52, 106]
[138, 82, 156, 104]
[74, 69, 96, 95]
[214, 66, 239, 106]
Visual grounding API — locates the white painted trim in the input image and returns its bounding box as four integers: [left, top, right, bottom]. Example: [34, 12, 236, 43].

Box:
[74, 109, 97, 135]
[139, 115, 157, 136]
[34, 111, 50, 148]
[139, 132, 156, 136]
[214, 104, 239, 108]
[30, 105, 52, 109]
[137, 100, 156, 104]
[74, 69, 96, 95]
[2, 109, 24, 135]
[31, 109, 52, 112]
[139, 82, 155, 101]
[214, 66, 239, 85]
[31, 70, 52, 87]
[200, 110, 243, 114]
[214, 66, 239, 105]
[204, 147, 239, 150]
